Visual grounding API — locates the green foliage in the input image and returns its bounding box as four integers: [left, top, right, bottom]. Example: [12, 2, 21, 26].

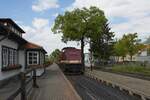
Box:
[114, 33, 141, 61]
[52, 6, 109, 67]
[123, 33, 140, 59]
[49, 49, 61, 62]
[52, 6, 107, 41]
[114, 39, 128, 60]
[112, 64, 150, 76]
[91, 22, 114, 60]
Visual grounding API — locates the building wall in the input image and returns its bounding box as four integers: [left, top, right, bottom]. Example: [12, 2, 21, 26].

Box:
[84, 53, 91, 67]
[18, 50, 25, 70]
[136, 50, 150, 63]
[114, 50, 150, 63]
[136, 56, 150, 63]
[84, 53, 95, 67]
[40, 51, 45, 65]
[0, 36, 19, 70]
[118, 55, 137, 62]
[140, 51, 147, 56]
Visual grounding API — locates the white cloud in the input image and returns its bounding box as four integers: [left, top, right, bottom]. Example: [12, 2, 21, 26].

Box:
[67, 0, 150, 40]
[24, 0, 150, 53]
[22, 18, 81, 54]
[111, 16, 150, 40]
[32, 18, 49, 29]
[52, 13, 59, 17]
[32, 0, 59, 12]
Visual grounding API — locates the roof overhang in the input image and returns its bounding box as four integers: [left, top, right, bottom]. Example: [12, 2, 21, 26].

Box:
[20, 42, 47, 54]
[0, 18, 25, 33]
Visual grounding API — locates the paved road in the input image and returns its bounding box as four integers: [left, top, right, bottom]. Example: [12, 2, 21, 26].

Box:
[87, 70, 150, 98]
[67, 75, 140, 100]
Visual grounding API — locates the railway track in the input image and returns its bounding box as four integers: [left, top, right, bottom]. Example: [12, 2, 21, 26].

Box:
[67, 75, 140, 100]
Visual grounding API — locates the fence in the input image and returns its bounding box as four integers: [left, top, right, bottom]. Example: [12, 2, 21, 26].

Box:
[6, 67, 39, 100]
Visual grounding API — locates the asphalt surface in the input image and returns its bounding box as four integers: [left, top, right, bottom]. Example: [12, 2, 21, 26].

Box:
[67, 75, 140, 100]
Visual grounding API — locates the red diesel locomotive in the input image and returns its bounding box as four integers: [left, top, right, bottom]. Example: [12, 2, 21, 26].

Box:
[60, 47, 83, 74]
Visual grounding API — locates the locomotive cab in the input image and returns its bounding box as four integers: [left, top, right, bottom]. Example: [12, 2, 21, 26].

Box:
[60, 47, 83, 74]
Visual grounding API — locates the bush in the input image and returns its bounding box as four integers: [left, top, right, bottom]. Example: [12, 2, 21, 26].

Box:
[112, 64, 150, 76]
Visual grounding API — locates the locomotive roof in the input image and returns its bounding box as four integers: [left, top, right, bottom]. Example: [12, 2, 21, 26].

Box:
[62, 47, 80, 51]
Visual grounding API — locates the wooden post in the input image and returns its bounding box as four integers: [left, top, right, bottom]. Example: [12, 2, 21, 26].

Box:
[20, 72, 26, 100]
[33, 69, 39, 88]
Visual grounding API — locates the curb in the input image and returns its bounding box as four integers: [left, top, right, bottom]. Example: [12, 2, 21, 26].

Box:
[58, 67, 82, 100]
[85, 72, 150, 100]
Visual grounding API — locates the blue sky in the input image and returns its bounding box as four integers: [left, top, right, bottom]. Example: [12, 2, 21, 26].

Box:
[0, 0, 73, 25]
[0, 0, 150, 53]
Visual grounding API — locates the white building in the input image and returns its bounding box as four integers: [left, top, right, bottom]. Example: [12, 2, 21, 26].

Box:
[84, 53, 95, 67]
[84, 53, 91, 67]
[0, 18, 47, 80]
[136, 45, 150, 63]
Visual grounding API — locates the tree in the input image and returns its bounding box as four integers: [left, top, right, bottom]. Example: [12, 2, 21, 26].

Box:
[91, 22, 114, 61]
[114, 39, 128, 62]
[52, 6, 108, 70]
[123, 33, 140, 61]
[114, 33, 141, 62]
[49, 49, 61, 63]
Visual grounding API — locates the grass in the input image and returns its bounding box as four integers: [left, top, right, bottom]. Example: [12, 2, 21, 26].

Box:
[111, 64, 150, 76]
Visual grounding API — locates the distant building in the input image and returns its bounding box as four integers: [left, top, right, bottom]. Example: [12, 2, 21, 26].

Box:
[115, 44, 150, 63]
[136, 44, 150, 63]
[84, 53, 91, 67]
[84, 53, 95, 67]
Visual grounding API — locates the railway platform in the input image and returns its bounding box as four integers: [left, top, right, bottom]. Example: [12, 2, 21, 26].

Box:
[0, 64, 81, 100]
[28, 63, 81, 100]
[86, 69, 150, 100]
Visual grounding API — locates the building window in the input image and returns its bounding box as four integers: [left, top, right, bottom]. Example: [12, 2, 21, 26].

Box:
[9, 49, 14, 65]
[13, 50, 17, 64]
[2, 47, 8, 67]
[2, 46, 18, 67]
[27, 51, 39, 65]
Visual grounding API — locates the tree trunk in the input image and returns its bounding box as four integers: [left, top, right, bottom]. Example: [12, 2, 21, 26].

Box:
[130, 55, 133, 62]
[122, 56, 125, 62]
[117, 56, 119, 63]
[81, 37, 85, 72]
